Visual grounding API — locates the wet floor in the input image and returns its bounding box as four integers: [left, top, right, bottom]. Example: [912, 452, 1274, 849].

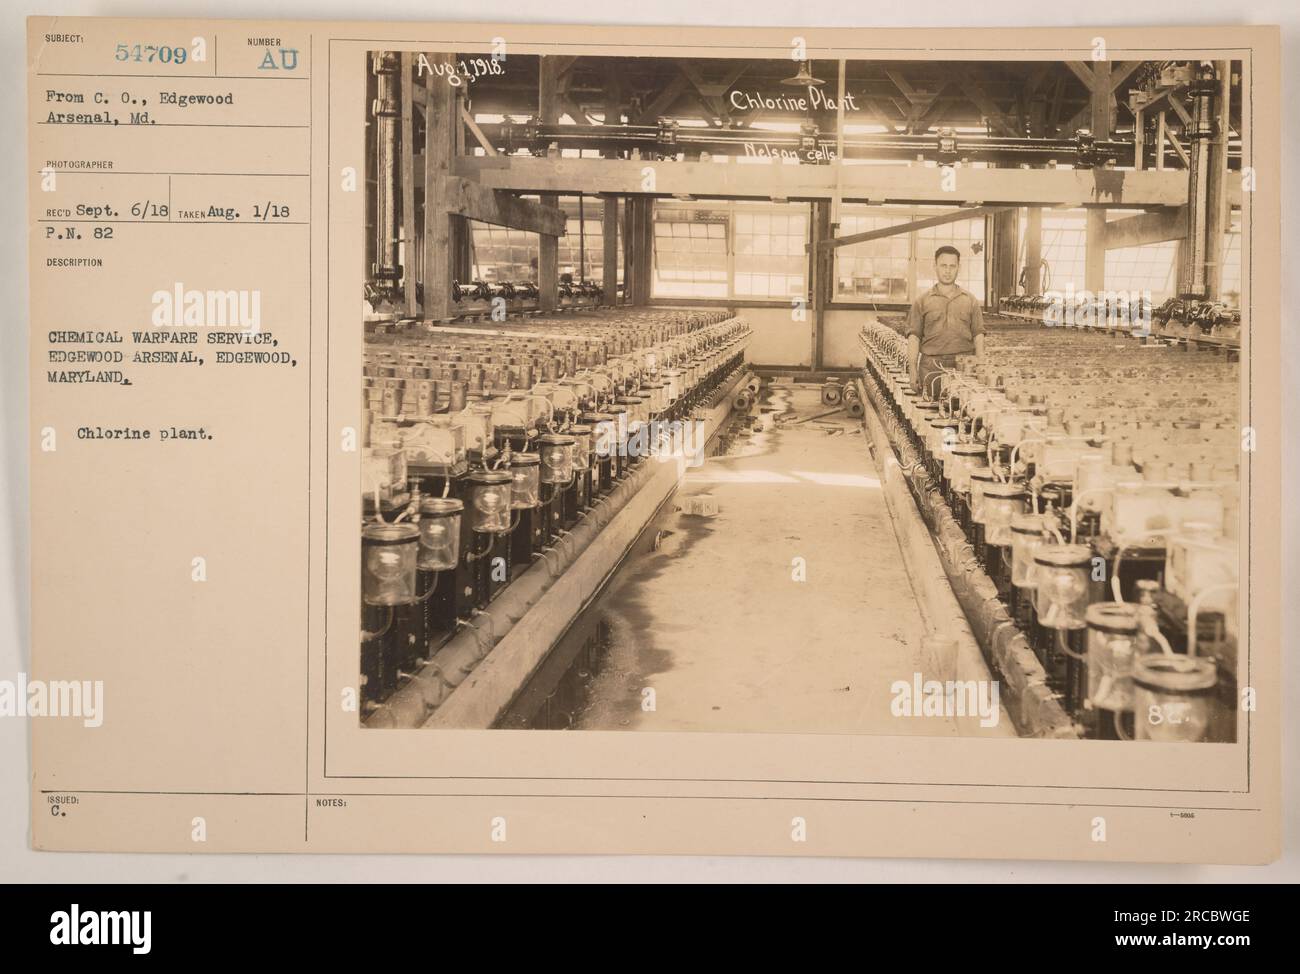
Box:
[501, 383, 996, 737]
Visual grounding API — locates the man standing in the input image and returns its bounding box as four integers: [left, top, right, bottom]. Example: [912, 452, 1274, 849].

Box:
[905, 245, 986, 398]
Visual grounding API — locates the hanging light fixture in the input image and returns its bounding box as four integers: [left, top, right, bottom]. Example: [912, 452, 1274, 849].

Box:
[781, 60, 825, 87]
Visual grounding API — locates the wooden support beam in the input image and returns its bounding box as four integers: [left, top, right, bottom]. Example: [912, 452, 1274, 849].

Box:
[552, 55, 579, 81]
[459, 104, 498, 157]
[810, 201, 832, 371]
[992, 203, 1019, 306]
[1109, 61, 1144, 93]
[1133, 106, 1145, 170]
[1024, 205, 1042, 295]
[557, 92, 592, 125]
[1167, 128, 1189, 166]
[602, 73, 622, 304]
[1167, 93, 1193, 128]
[677, 59, 748, 123]
[1090, 61, 1112, 138]
[538, 56, 560, 311]
[954, 68, 1022, 137]
[422, 55, 457, 320]
[637, 74, 690, 123]
[622, 196, 634, 302]
[456, 156, 1211, 208]
[812, 205, 1008, 251]
[910, 84, 951, 134]
[1085, 211, 1107, 291]
[640, 198, 655, 303]
[399, 52, 419, 315]
[1203, 61, 1231, 301]
[1102, 207, 1188, 249]
[1084, 61, 1111, 293]
[1065, 61, 1098, 90]
[441, 177, 567, 236]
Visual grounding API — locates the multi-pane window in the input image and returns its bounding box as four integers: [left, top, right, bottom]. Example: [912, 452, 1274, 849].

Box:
[558, 215, 610, 282]
[468, 202, 622, 287]
[652, 213, 728, 297]
[734, 205, 808, 298]
[650, 202, 808, 299]
[1104, 242, 1179, 303]
[470, 226, 537, 283]
[1012, 207, 1242, 307]
[1033, 211, 1088, 293]
[834, 205, 986, 302]
[835, 213, 911, 302]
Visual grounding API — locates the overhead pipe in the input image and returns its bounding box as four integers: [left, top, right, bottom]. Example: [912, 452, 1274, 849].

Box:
[369, 52, 403, 299]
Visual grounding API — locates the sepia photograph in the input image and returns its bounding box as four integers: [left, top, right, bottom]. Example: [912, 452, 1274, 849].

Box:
[356, 50, 1245, 743]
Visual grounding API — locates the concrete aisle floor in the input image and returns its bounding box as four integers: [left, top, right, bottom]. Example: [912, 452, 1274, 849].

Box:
[575, 383, 1005, 737]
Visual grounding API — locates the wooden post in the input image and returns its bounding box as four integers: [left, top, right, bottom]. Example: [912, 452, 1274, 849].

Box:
[1133, 107, 1145, 171]
[399, 53, 419, 315]
[1203, 61, 1231, 301]
[633, 197, 654, 304]
[993, 201, 1019, 305]
[538, 57, 560, 311]
[623, 196, 635, 303]
[602, 74, 621, 305]
[1084, 60, 1110, 295]
[810, 201, 832, 371]
[1024, 205, 1043, 295]
[422, 55, 457, 320]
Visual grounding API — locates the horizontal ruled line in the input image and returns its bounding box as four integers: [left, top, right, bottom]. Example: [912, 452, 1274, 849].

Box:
[39, 122, 309, 129]
[36, 171, 308, 177]
[38, 219, 308, 225]
[36, 72, 309, 80]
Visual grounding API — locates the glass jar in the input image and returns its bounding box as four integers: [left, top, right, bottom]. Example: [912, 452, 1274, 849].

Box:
[1133, 654, 1217, 742]
[537, 433, 576, 485]
[416, 497, 463, 571]
[969, 471, 1000, 524]
[618, 395, 647, 426]
[508, 453, 541, 509]
[982, 482, 1028, 544]
[948, 444, 987, 493]
[568, 424, 593, 470]
[467, 469, 512, 533]
[1085, 602, 1140, 713]
[1010, 514, 1048, 588]
[361, 522, 420, 605]
[660, 369, 683, 403]
[580, 411, 617, 459]
[638, 383, 658, 415]
[928, 418, 958, 456]
[1033, 544, 1093, 629]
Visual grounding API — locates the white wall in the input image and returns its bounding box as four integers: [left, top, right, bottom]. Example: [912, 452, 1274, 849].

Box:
[739, 306, 883, 371]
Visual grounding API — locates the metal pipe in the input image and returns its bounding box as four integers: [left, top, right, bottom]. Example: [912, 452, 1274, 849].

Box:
[1181, 62, 1217, 298]
[478, 121, 1242, 167]
[370, 52, 402, 287]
